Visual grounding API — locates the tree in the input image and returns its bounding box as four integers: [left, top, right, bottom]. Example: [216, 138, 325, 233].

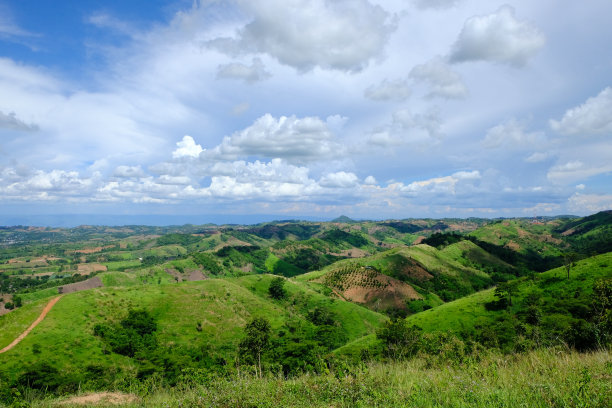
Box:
[239, 317, 271, 378]
[268, 277, 287, 300]
[376, 318, 422, 360]
[495, 281, 519, 307]
[562, 252, 577, 279]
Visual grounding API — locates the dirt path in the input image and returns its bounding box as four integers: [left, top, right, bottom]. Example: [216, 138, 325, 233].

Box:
[0, 295, 63, 354]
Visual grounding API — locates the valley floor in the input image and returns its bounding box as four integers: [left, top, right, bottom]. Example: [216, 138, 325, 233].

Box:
[23, 348, 612, 408]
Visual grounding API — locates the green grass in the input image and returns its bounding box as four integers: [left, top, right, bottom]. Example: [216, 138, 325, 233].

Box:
[102, 260, 142, 271]
[407, 252, 612, 334]
[0, 298, 49, 349]
[32, 348, 612, 408]
[469, 220, 564, 257]
[0, 274, 386, 381]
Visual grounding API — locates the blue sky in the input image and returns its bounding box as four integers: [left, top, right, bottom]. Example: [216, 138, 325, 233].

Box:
[0, 0, 611, 225]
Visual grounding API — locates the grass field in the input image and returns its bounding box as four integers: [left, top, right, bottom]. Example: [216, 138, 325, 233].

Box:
[408, 251, 612, 334]
[29, 348, 611, 408]
[0, 274, 386, 381]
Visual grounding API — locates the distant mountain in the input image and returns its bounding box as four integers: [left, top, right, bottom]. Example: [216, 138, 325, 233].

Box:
[331, 215, 356, 223]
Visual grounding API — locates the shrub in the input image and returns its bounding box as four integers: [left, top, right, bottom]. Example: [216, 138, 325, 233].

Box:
[269, 277, 287, 300]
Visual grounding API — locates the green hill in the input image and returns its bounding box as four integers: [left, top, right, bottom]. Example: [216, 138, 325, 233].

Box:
[407, 251, 612, 351]
[0, 274, 385, 385]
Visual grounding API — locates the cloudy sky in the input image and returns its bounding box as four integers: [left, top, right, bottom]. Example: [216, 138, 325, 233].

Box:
[0, 0, 611, 224]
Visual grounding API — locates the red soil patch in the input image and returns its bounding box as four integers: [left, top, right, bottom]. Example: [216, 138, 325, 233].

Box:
[320, 266, 422, 311]
[71, 245, 114, 254]
[397, 258, 433, 282]
[0, 293, 13, 316]
[412, 236, 426, 245]
[505, 241, 521, 251]
[77, 263, 108, 274]
[58, 276, 103, 294]
[561, 227, 576, 236]
[165, 268, 207, 282]
[0, 295, 63, 354]
[330, 248, 369, 258]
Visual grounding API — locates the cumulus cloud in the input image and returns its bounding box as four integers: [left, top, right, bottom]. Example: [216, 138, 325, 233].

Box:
[216, 58, 271, 83]
[0, 111, 39, 131]
[549, 87, 612, 136]
[319, 171, 359, 188]
[409, 57, 467, 99]
[568, 193, 612, 214]
[547, 160, 612, 184]
[368, 109, 444, 148]
[364, 175, 377, 185]
[399, 170, 481, 195]
[173, 136, 204, 159]
[0, 168, 101, 201]
[206, 0, 395, 72]
[113, 165, 146, 178]
[450, 5, 545, 67]
[206, 114, 343, 163]
[364, 78, 411, 102]
[482, 119, 545, 149]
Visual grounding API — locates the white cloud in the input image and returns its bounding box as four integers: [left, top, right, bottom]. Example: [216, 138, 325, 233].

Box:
[364, 175, 377, 185]
[319, 171, 359, 188]
[409, 57, 467, 99]
[450, 5, 545, 67]
[172, 136, 203, 159]
[206, 0, 395, 72]
[113, 165, 146, 178]
[216, 58, 271, 83]
[482, 119, 545, 149]
[0, 168, 101, 201]
[206, 114, 343, 163]
[549, 87, 612, 136]
[413, 0, 461, 10]
[364, 78, 411, 102]
[547, 160, 612, 184]
[368, 108, 444, 147]
[0, 4, 37, 39]
[0, 111, 38, 131]
[568, 193, 612, 214]
[87, 12, 135, 37]
[399, 170, 480, 195]
[524, 152, 550, 163]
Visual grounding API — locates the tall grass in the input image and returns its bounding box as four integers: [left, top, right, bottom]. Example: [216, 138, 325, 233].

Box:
[33, 348, 611, 408]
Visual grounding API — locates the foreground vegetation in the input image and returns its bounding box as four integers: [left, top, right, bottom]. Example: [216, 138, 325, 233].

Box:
[17, 348, 612, 407]
[1, 212, 611, 406]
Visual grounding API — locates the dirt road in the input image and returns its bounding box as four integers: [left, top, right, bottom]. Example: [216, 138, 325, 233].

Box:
[0, 295, 63, 354]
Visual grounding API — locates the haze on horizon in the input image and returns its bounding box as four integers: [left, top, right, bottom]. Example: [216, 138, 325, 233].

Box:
[0, 0, 611, 224]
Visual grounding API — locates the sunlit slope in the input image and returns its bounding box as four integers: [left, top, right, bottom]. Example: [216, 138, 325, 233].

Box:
[468, 219, 565, 256]
[298, 243, 499, 310]
[0, 275, 385, 379]
[407, 251, 612, 340]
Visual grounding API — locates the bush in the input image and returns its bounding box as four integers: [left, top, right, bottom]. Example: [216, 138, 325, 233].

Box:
[269, 277, 287, 300]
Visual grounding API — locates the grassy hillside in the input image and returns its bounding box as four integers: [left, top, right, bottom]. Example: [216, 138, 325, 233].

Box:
[0, 274, 385, 383]
[29, 348, 612, 408]
[298, 243, 497, 315]
[408, 251, 612, 351]
[555, 210, 612, 255]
